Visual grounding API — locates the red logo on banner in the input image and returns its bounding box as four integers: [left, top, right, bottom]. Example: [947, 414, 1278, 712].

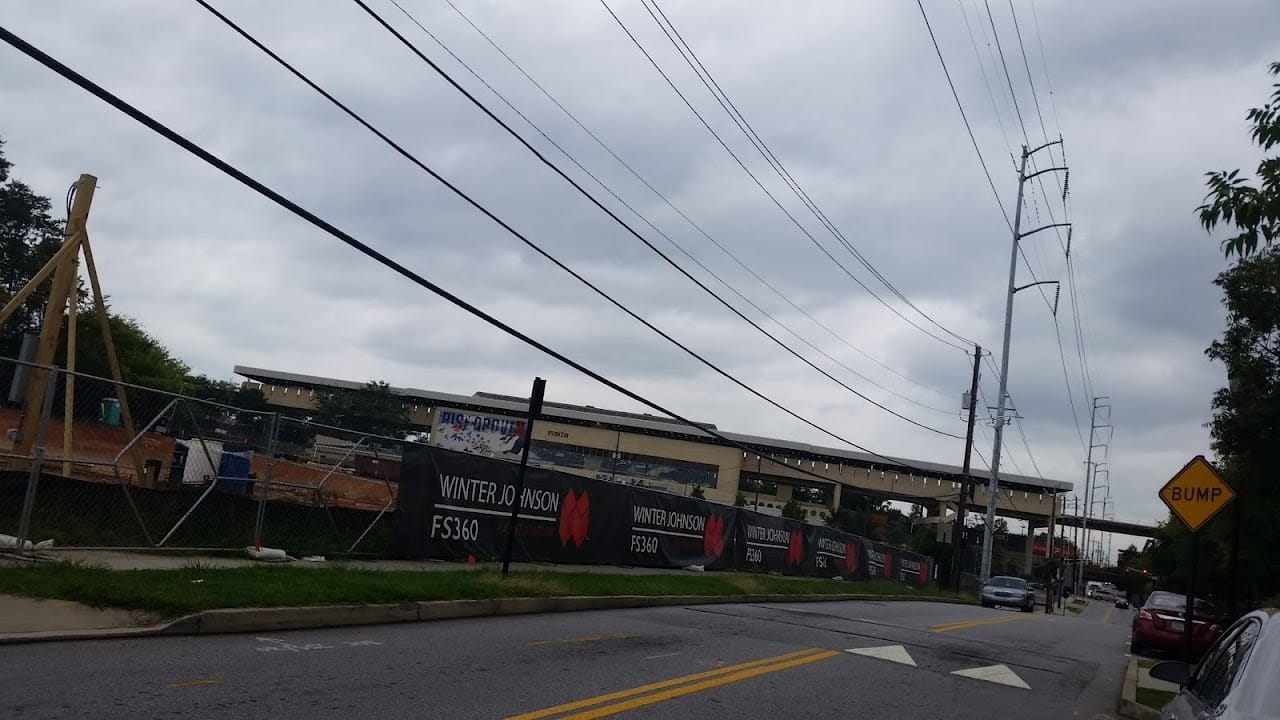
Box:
[918, 560, 929, 585]
[845, 540, 858, 572]
[703, 514, 725, 558]
[787, 529, 803, 565]
[883, 551, 893, 578]
[558, 490, 589, 548]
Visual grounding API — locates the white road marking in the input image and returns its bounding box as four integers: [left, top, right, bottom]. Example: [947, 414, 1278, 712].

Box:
[950, 663, 1031, 689]
[645, 652, 682, 660]
[844, 645, 917, 666]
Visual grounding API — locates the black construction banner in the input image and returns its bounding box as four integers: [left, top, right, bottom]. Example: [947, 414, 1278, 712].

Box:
[893, 549, 933, 587]
[394, 447, 934, 585]
[861, 539, 896, 581]
[733, 512, 805, 575]
[859, 538, 933, 587]
[802, 525, 865, 580]
[391, 445, 625, 563]
[625, 487, 736, 570]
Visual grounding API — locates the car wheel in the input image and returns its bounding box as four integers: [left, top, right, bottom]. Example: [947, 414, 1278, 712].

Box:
[981, 601, 992, 608]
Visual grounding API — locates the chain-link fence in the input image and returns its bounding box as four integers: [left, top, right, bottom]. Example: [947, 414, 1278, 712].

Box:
[1, 356, 419, 557]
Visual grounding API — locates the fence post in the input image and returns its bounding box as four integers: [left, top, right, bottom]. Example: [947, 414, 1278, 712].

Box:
[14, 366, 59, 556]
[253, 412, 279, 551]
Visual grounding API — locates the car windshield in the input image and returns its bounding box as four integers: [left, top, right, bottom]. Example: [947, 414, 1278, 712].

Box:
[989, 577, 1026, 589]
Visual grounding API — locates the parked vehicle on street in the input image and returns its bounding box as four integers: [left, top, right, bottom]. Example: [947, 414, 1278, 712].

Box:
[1131, 591, 1223, 658]
[981, 576, 1036, 612]
[1115, 596, 1130, 609]
[1149, 608, 1280, 720]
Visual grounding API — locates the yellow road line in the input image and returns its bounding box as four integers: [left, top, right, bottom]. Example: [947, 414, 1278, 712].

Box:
[503, 648, 826, 720]
[558, 650, 841, 719]
[1099, 605, 1115, 624]
[166, 679, 219, 689]
[931, 613, 1042, 633]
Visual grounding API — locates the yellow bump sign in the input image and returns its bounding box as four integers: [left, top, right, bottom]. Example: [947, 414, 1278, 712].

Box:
[1159, 455, 1235, 532]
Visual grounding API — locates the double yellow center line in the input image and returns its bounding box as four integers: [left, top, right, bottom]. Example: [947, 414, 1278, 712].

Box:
[504, 647, 839, 720]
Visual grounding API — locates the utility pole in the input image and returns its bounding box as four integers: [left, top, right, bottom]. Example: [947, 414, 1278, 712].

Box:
[951, 344, 982, 590]
[1077, 396, 1111, 592]
[981, 141, 1069, 583]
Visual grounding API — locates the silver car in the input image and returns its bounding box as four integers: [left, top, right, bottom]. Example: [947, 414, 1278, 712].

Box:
[980, 575, 1036, 612]
[1149, 608, 1280, 719]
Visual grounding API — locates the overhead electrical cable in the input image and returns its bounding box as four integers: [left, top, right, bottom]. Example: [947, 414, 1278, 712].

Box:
[594, 0, 970, 352]
[0, 23, 963, 488]
[1004, 2, 1097, 412]
[956, 0, 1014, 164]
[194, 1, 963, 441]
[915, 0, 1012, 233]
[642, 0, 976, 350]
[328, 0, 963, 436]
[387, 0, 957, 414]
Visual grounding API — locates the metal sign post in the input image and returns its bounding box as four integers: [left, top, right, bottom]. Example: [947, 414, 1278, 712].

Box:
[1158, 455, 1235, 663]
[501, 377, 545, 578]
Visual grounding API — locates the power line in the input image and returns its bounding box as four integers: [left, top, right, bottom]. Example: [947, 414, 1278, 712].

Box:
[915, 0, 1012, 233]
[927, 1, 1091, 461]
[643, 0, 976, 349]
[399, 0, 959, 413]
[983, 0, 1029, 147]
[597, 0, 970, 352]
[956, 0, 1014, 166]
[336, 0, 964, 437]
[1002, 2, 1097, 415]
[0, 22, 963, 489]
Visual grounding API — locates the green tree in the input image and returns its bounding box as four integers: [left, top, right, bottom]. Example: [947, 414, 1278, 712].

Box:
[689, 484, 705, 500]
[59, 310, 189, 393]
[780, 498, 806, 521]
[1199, 62, 1280, 258]
[0, 136, 65, 358]
[1201, 248, 1280, 609]
[315, 381, 411, 439]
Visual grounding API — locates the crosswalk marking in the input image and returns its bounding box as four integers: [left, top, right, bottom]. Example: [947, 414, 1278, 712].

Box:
[950, 663, 1031, 689]
[844, 645, 917, 666]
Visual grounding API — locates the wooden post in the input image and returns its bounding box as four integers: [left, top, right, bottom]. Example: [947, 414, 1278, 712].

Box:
[14, 174, 95, 458]
[62, 251, 78, 477]
[79, 232, 147, 486]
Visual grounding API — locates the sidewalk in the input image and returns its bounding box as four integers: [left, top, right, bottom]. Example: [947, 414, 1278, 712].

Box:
[0, 594, 161, 637]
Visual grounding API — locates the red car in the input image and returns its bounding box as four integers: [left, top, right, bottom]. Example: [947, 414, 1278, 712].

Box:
[1131, 591, 1223, 658]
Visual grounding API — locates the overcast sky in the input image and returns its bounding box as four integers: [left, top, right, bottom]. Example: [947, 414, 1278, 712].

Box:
[3, 1, 1277, 557]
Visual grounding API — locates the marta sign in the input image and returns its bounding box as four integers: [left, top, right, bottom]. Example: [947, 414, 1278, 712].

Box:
[1158, 455, 1235, 532]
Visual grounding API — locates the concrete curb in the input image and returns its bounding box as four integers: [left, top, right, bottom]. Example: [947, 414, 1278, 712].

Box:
[1117, 658, 1161, 720]
[0, 592, 972, 644]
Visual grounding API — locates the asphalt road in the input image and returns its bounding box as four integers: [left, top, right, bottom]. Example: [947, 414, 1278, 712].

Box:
[1, 597, 1133, 719]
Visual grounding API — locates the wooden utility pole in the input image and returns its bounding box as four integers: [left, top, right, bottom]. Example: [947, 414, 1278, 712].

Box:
[950, 344, 981, 591]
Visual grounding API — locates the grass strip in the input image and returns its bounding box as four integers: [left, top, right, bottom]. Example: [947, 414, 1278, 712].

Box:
[0, 563, 968, 618]
[1136, 687, 1176, 710]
